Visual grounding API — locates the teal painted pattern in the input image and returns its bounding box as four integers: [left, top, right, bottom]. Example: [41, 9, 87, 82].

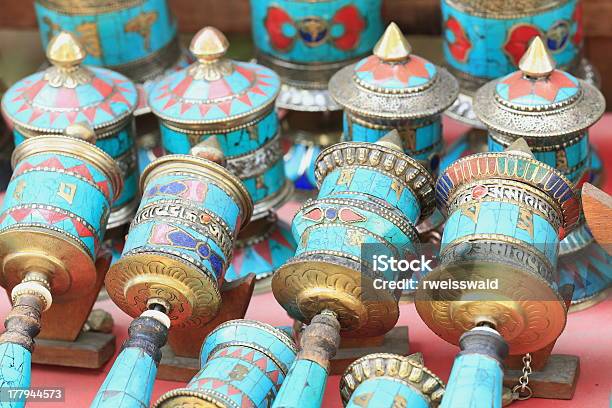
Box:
[1, 152, 115, 258]
[319, 167, 421, 223]
[488, 133, 590, 184]
[160, 111, 279, 157]
[35, 0, 177, 69]
[346, 377, 429, 408]
[442, 0, 581, 80]
[89, 347, 157, 408]
[355, 56, 437, 90]
[0, 343, 31, 408]
[442, 201, 559, 266]
[250, 0, 383, 64]
[440, 353, 503, 408]
[272, 359, 328, 408]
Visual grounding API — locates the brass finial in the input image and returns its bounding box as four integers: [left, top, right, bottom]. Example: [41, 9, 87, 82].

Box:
[375, 130, 404, 152]
[64, 123, 97, 144]
[373, 22, 412, 62]
[505, 138, 535, 159]
[46, 31, 87, 68]
[190, 136, 226, 166]
[190, 27, 229, 63]
[519, 37, 556, 78]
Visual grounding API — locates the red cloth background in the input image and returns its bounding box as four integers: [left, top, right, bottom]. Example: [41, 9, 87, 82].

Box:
[2, 116, 610, 407]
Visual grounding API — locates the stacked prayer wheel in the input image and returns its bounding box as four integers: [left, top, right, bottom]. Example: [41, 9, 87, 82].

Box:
[474, 37, 610, 309]
[1, 32, 139, 230]
[148, 27, 296, 284]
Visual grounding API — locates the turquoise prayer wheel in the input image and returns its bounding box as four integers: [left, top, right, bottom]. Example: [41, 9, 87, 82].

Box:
[329, 23, 459, 175]
[149, 27, 296, 288]
[34, 0, 183, 84]
[475, 36, 605, 186]
[442, 0, 599, 127]
[416, 140, 580, 356]
[154, 319, 298, 407]
[273, 131, 436, 338]
[0, 126, 122, 407]
[92, 142, 253, 408]
[250, 0, 383, 110]
[1, 32, 139, 229]
[340, 354, 445, 408]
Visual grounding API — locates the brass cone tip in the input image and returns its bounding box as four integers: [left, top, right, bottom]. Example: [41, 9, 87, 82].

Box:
[190, 136, 226, 165]
[518, 36, 556, 78]
[47, 31, 87, 68]
[64, 122, 97, 144]
[373, 22, 412, 62]
[405, 352, 424, 366]
[505, 138, 535, 159]
[375, 130, 404, 152]
[190, 26, 229, 62]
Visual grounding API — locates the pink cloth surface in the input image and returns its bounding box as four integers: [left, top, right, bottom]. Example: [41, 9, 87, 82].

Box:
[0, 115, 610, 407]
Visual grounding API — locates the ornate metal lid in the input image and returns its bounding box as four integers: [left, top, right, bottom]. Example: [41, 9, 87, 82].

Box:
[474, 37, 605, 138]
[1, 32, 137, 134]
[149, 27, 281, 129]
[329, 23, 459, 120]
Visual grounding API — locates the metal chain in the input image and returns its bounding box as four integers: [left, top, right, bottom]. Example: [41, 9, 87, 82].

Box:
[511, 353, 533, 401]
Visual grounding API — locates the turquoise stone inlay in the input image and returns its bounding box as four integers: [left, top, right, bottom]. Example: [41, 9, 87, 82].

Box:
[272, 359, 328, 408]
[354, 55, 437, 91]
[495, 70, 580, 108]
[440, 354, 503, 408]
[346, 377, 429, 408]
[0, 343, 32, 408]
[442, 0, 581, 80]
[250, 0, 383, 64]
[89, 347, 158, 408]
[35, 0, 178, 70]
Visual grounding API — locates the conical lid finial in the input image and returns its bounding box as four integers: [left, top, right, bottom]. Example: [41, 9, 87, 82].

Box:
[375, 130, 404, 152]
[190, 27, 229, 63]
[374, 22, 412, 62]
[47, 31, 86, 68]
[64, 123, 97, 144]
[190, 136, 226, 165]
[519, 37, 556, 78]
[505, 138, 535, 159]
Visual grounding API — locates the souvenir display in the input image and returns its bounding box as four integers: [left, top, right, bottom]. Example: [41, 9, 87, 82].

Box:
[340, 353, 445, 407]
[271, 132, 436, 406]
[329, 22, 459, 175]
[155, 319, 298, 407]
[475, 37, 610, 310]
[250, 0, 384, 193]
[0, 127, 122, 404]
[149, 27, 296, 287]
[91, 141, 252, 408]
[416, 140, 581, 405]
[442, 0, 600, 127]
[1, 32, 139, 230]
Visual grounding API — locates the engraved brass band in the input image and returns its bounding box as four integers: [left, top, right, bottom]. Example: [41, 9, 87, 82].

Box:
[37, 0, 146, 14]
[445, 0, 573, 18]
[15, 117, 133, 142]
[226, 135, 284, 179]
[340, 353, 445, 407]
[131, 199, 235, 259]
[315, 142, 436, 218]
[447, 180, 564, 230]
[210, 319, 298, 354]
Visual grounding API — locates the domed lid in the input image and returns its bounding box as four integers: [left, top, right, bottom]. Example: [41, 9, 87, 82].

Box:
[1, 32, 137, 134]
[329, 23, 458, 120]
[475, 37, 605, 138]
[149, 27, 281, 128]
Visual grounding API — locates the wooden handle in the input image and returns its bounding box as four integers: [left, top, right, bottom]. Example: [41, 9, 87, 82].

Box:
[582, 183, 612, 254]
